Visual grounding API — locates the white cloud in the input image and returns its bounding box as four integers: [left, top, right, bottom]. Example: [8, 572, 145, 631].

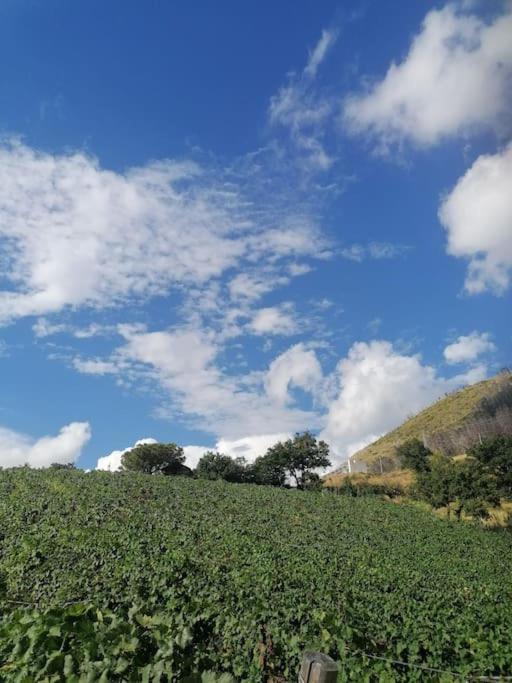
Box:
[287, 262, 312, 277]
[269, 28, 337, 171]
[439, 144, 512, 294]
[33, 319, 114, 339]
[72, 358, 119, 375]
[78, 329, 492, 469]
[304, 29, 338, 79]
[96, 327, 321, 438]
[32, 318, 67, 338]
[228, 272, 281, 301]
[0, 140, 324, 325]
[0, 422, 91, 468]
[265, 343, 323, 405]
[321, 340, 486, 462]
[215, 433, 291, 462]
[182, 445, 208, 470]
[249, 304, 298, 336]
[343, 4, 512, 149]
[444, 331, 496, 364]
[341, 242, 409, 262]
[73, 324, 115, 339]
[96, 437, 157, 471]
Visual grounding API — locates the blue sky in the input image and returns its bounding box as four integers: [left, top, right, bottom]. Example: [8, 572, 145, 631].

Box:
[0, 0, 510, 470]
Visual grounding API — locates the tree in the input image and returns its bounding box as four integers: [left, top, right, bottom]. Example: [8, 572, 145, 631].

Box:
[50, 463, 76, 470]
[468, 435, 512, 498]
[264, 432, 331, 489]
[250, 452, 288, 487]
[121, 442, 191, 476]
[415, 454, 500, 520]
[396, 439, 432, 473]
[195, 452, 247, 483]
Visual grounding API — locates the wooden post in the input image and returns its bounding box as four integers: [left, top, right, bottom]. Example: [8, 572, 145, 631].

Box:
[299, 651, 338, 683]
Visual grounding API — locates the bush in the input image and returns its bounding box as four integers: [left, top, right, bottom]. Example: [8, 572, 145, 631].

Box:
[195, 452, 247, 483]
[395, 439, 432, 472]
[331, 478, 403, 498]
[415, 455, 500, 520]
[468, 435, 512, 498]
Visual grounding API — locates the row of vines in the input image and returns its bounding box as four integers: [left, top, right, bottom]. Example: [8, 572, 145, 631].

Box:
[1, 469, 511, 681]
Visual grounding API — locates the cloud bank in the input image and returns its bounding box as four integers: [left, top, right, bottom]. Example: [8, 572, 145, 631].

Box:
[269, 28, 338, 171]
[0, 422, 91, 468]
[84, 331, 488, 468]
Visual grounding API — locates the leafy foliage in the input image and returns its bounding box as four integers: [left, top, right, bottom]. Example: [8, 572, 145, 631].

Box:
[468, 435, 512, 497]
[195, 452, 247, 483]
[250, 451, 287, 487]
[263, 432, 331, 489]
[1, 469, 512, 680]
[395, 439, 432, 473]
[194, 432, 331, 490]
[415, 455, 500, 519]
[121, 442, 191, 477]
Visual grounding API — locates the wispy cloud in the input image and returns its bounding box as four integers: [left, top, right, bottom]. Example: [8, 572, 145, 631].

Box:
[304, 29, 339, 79]
[268, 28, 338, 172]
[111, 325, 322, 438]
[340, 242, 410, 262]
[249, 303, 299, 336]
[72, 358, 118, 375]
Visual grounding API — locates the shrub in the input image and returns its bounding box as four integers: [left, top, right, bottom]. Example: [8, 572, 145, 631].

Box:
[395, 439, 432, 472]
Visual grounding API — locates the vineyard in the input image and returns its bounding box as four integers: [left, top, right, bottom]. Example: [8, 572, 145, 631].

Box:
[1, 469, 512, 681]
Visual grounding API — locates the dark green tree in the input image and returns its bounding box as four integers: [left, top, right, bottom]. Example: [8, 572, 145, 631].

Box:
[49, 462, 76, 470]
[416, 455, 500, 520]
[195, 451, 247, 483]
[121, 442, 191, 476]
[250, 452, 288, 487]
[264, 432, 331, 489]
[468, 435, 512, 498]
[396, 439, 432, 473]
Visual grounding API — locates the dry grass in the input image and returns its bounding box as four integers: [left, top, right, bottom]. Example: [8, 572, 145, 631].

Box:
[324, 469, 414, 491]
[430, 500, 512, 527]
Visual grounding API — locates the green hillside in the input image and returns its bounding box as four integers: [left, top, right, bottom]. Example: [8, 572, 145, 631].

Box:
[1, 469, 512, 680]
[350, 370, 512, 470]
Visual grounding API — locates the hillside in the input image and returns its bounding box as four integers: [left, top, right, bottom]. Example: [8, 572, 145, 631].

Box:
[1, 469, 512, 680]
[331, 370, 512, 478]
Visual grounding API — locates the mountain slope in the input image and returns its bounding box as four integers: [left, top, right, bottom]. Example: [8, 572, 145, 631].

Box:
[334, 370, 512, 475]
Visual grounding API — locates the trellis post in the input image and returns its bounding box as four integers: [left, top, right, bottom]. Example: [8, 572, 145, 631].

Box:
[299, 651, 338, 682]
